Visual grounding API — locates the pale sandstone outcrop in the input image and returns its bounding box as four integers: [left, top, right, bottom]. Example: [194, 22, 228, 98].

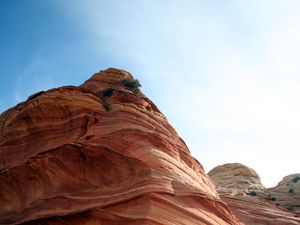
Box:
[208, 163, 300, 225]
[208, 163, 265, 192]
[0, 68, 241, 225]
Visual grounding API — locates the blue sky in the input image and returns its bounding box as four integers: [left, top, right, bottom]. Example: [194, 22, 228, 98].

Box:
[1, 0, 300, 187]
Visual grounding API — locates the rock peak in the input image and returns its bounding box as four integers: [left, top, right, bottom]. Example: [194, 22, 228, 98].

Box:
[93, 68, 134, 81]
[0, 69, 241, 225]
[80, 68, 135, 95]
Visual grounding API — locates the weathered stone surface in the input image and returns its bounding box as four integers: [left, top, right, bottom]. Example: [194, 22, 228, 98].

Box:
[208, 163, 300, 225]
[208, 163, 265, 192]
[218, 192, 300, 225]
[0, 68, 241, 225]
[267, 173, 300, 212]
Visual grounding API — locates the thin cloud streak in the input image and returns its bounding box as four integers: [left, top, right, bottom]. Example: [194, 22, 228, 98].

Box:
[14, 56, 55, 104]
[54, 1, 300, 187]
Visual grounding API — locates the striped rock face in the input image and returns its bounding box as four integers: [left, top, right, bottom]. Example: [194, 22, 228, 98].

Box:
[208, 163, 300, 225]
[0, 68, 241, 225]
[267, 173, 300, 213]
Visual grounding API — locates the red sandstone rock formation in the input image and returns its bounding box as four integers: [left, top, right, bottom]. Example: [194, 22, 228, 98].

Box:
[208, 163, 300, 225]
[0, 68, 241, 225]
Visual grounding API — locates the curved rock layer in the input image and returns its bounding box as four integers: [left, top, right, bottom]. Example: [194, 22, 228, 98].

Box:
[219, 193, 300, 225]
[0, 68, 241, 225]
[208, 163, 300, 225]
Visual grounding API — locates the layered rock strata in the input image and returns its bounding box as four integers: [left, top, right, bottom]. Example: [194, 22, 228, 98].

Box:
[267, 173, 300, 212]
[0, 68, 241, 225]
[208, 163, 300, 225]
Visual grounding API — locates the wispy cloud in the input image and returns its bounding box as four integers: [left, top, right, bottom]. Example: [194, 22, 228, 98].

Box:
[53, 0, 300, 187]
[14, 54, 55, 104]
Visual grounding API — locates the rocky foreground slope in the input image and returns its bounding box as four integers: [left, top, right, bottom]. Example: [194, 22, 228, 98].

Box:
[208, 163, 300, 225]
[0, 69, 241, 225]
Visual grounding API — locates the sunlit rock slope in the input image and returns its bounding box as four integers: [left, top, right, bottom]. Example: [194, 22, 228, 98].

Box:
[0, 68, 241, 225]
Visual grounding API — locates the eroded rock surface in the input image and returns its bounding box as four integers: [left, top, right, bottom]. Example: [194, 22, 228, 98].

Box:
[208, 163, 265, 192]
[0, 68, 241, 225]
[267, 173, 300, 212]
[208, 163, 300, 225]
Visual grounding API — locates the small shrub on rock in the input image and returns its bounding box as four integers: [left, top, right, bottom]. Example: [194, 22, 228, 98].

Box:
[292, 176, 300, 183]
[122, 79, 141, 89]
[288, 188, 294, 194]
[249, 191, 257, 196]
[103, 89, 113, 97]
[122, 78, 141, 94]
[102, 101, 110, 111]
